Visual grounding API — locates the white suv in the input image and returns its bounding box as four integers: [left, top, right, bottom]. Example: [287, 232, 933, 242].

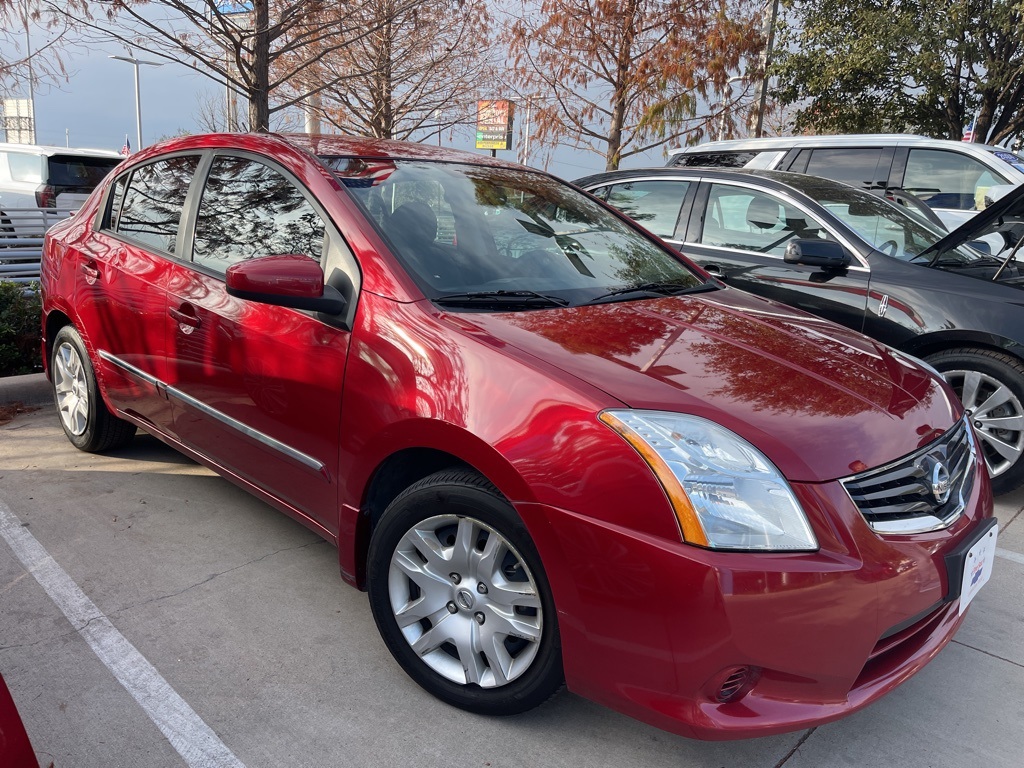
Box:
[667, 134, 1024, 233]
[0, 143, 123, 238]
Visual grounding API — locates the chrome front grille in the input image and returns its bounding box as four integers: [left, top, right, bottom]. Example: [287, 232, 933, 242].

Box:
[841, 418, 977, 534]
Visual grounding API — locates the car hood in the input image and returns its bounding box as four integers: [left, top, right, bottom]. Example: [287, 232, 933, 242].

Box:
[465, 288, 960, 483]
[920, 181, 1024, 260]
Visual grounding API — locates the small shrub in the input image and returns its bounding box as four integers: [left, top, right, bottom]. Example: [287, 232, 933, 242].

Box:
[0, 281, 43, 377]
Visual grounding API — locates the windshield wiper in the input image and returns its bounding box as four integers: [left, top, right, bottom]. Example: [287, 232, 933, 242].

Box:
[432, 290, 571, 309]
[587, 281, 719, 304]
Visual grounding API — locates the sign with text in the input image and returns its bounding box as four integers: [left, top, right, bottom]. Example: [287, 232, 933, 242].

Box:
[476, 100, 514, 151]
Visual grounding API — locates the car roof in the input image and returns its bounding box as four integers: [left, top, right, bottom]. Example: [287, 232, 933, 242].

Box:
[575, 166, 857, 197]
[664, 134, 1019, 158]
[0, 142, 123, 159]
[131, 132, 529, 171]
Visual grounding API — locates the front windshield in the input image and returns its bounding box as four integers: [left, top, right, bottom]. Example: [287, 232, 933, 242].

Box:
[324, 158, 704, 307]
[814, 187, 981, 263]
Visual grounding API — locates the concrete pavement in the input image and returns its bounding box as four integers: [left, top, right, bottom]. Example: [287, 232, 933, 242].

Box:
[1, 404, 1022, 767]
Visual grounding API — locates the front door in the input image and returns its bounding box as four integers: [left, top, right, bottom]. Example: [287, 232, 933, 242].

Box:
[165, 153, 353, 535]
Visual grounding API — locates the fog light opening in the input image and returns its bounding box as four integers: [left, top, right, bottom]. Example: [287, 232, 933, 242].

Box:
[714, 665, 760, 703]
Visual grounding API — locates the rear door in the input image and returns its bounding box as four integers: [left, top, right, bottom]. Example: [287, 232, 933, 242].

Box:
[76, 154, 201, 431]
[165, 152, 356, 535]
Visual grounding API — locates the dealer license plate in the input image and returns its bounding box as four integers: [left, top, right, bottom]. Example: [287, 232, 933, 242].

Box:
[959, 523, 997, 615]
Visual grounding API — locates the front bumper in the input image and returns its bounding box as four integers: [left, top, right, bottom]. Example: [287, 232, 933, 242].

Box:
[517, 464, 993, 740]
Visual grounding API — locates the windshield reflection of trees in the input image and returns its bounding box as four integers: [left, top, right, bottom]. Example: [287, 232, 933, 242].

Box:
[344, 160, 697, 294]
[193, 157, 325, 269]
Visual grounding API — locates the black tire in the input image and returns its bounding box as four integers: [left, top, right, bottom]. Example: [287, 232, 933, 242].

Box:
[926, 347, 1024, 495]
[51, 325, 136, 453]
[367, 469, 563, 715]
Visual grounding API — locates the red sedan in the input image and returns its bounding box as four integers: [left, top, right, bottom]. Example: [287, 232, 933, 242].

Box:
[39, 133, 997, 739]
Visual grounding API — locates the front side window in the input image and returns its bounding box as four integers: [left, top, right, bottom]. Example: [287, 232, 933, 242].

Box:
[192, 156, 325, 273]
[697, 185, 833, 256]
[326, 158, 704, 307]
[903, 149, 1008, 211]
[597, 180, 688, 239]
[116, 155, 200, 254]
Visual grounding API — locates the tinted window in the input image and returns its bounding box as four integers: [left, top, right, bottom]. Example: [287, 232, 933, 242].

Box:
[904, 149, 1008, 211]
[116, 155, 200, 254]
[599, 179, 688, 238]
[697, 184, 833, 256]
[192, 156, 325, 273]
[106, 175, 127, 230]
[328, 158, 703, 306]
[671, 151, 759, 168]
[46, 156, 120, 188]
[805, 148, 884, 189]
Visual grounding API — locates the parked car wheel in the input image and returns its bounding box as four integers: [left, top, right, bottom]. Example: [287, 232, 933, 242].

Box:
[51, 325, 136, 452]
[926, 348, 1024, 493]
[368, 470, 563, 715]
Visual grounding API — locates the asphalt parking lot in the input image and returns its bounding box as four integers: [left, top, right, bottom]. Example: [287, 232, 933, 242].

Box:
[2, 396, 1023, 768]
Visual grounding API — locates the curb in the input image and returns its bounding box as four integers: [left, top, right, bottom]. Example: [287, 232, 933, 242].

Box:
[0, 373, 51, 407]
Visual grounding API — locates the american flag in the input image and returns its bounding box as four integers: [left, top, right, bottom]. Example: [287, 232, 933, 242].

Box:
[120, 135, 131, 156]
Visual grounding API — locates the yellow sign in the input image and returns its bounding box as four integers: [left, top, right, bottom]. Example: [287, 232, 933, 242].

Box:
[476, 100, 514, 151]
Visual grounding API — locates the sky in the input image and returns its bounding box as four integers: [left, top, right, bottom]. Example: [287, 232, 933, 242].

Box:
[6, 19, 668, 183]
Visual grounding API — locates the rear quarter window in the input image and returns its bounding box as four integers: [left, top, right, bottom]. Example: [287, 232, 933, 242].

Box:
[6, 152, 44, 183]
[670, 151, 761, 168]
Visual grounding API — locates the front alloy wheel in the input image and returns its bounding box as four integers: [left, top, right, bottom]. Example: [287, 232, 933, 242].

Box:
[368, 470, 562, 715]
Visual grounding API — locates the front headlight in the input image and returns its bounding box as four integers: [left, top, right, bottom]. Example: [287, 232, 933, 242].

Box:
[600, 410, 818, 551]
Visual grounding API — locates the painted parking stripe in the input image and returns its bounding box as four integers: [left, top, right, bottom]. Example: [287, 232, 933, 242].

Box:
[996, 547, 1024, 566]
[0, 498, 245, 768]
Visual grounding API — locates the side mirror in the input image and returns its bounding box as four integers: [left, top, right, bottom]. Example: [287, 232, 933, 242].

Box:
[783, 239, 852, 270]
[226, 254, 347, 315]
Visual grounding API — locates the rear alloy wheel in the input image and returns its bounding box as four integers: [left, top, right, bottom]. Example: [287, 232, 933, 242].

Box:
[51, 325, 136, 452]
[927, 348, 1024, 494]
[367, 470, 562, 715]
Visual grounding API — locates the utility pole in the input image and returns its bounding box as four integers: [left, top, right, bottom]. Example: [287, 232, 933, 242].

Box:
[753, 0, 780, 138]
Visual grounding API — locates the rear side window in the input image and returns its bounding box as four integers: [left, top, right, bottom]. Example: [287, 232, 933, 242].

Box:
[46, 155, 120, 189]
[903, 149, 1008, 211]
[192, 156, 325, 273]
[6, 152, 44, 183]
[115, 155, 200, 254]
[804, 148, 885, 189]
[597, 179, 688, 238]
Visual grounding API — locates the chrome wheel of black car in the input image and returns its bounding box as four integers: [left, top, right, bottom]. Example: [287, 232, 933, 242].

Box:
[367, 470, 563, 715]
[928, 348, 1024, 494]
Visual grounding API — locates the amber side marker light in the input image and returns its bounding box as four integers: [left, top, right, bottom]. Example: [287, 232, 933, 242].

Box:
[599, 411, 710, 547]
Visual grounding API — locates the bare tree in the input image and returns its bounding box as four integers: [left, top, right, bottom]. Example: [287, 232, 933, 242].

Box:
[1, 1, 73, 96]
[282, 0, 493, 141]
[506, 0, 764, 171]
[50, 0, 428, 132]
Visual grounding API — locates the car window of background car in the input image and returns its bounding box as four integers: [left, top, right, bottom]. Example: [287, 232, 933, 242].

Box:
[817, 187, 977, 263]
[803, 148, 886, 189]
[597, 180, 687, 238]
[192, 156, 325, 273]
[6, 152, 44, 183]
[670, 151, 760, 168]
[46, 156, 120, 188]
[329, 158, 701, 301]
[903, 149, 1008, 211]
[114, 155, 200, 255]
[697, 184, 833, 256]
[990, 149, 1024, 174]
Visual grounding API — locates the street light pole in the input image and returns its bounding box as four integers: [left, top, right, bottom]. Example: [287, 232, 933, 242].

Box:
[108, 54, 164, 149]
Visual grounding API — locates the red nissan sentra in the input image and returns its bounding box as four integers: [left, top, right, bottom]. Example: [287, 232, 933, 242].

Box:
[39, 133, 998, 739]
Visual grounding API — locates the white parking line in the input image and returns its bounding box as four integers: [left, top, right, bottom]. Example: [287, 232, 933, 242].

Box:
[0, 498, 245, 768]
[996, 548, 1024, 566]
